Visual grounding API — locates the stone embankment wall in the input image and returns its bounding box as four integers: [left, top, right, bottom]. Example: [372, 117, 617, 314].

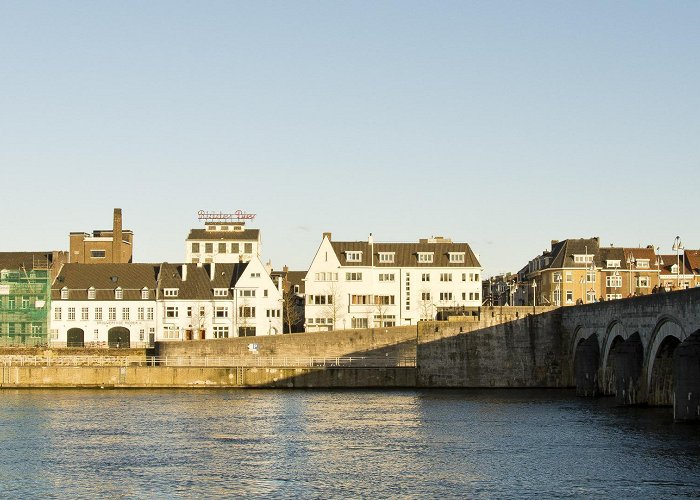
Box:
[0, 366, 415, 388]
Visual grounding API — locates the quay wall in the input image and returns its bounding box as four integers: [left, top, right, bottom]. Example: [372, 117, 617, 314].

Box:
[0, 365, 415, 388]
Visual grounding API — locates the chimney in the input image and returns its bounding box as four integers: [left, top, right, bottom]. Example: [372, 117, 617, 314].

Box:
[182, 264, 187, 282]
[210, 262, 216, 281]
[277, 276, 283, 292]
[551, 240, 559, 250]
[283, 265, 288, 274]
[323, 232, 332, 241]
[113, 208, 123, 263]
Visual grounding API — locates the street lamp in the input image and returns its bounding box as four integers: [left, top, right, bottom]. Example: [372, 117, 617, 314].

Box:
[626, 253, 635, 297]
[672, 236, 684, 289]
[531, 280, 537, 306]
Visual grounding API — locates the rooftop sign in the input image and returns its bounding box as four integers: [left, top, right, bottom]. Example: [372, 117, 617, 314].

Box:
[197, 210, 256, 222]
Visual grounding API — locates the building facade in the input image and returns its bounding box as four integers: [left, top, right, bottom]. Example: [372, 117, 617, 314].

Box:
[185, 221, 261, 264]
[69, 208, 133, 264]
[304, 233, 482, 331]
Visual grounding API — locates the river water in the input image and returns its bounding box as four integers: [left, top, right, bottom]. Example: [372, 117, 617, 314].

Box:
[1, 389, 699, 498]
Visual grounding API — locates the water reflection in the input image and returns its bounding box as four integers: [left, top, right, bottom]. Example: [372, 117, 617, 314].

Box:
[0, 389, 698, 498]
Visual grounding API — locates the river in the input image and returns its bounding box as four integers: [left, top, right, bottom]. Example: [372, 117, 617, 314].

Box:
[1, 389, 699, 498]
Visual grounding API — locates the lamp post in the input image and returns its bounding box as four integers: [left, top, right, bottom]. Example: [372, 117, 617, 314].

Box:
[531, 280, 537, 307]
[672, 236, 683, 289]
[626, 253, 635, 297]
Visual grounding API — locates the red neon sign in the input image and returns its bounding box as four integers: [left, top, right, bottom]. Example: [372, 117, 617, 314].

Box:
[197, 210, 256, 221]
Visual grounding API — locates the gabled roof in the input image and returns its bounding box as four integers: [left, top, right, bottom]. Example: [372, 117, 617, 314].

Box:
[685, 250, 700, 273]
[547, 238, 601, 269]
[329, 241, 480, 268]
[186, 229, 260, 241]
[157, 262, 248, 300]
[52, 263, 159, 301]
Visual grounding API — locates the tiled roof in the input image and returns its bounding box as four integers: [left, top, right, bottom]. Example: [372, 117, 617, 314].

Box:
[547, 238, 601, 268]
[0, 252, 58, 271]
[186, 229, 260, 241]
[330, 241, 481, 268]
[52, 263, 159, 301]
[157, 262, 248, 300]
[685, 250, 700, 273]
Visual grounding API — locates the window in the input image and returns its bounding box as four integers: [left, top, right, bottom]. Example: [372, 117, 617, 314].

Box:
[68, 307, 76, 321]
[636, 260, 650, 269]
[121, 308, 129, 320]
[90, 250, 106, 258]
[239, 289, 255, 297]
[21, 297, 29, 309]
[606, 275, 622, 288]
[163, 326, 179, 339]
[637, 276, 650, 288]
[352, 317, 368, 329]
[417, 252, 434, 263]
[378, 273, 395, 282]
[439, 292, 453, 301]
[374, 295, 395, 305]
[606, 260, 621, 268]
[574, 255, 594, 264]
[81, 307, 89, 321]
[345, 272, 362, 281]
[314, 272, 338, 281]
[462, 273, 467, 282]
[141, 288, 149, 299]
[139, 329, 145, 341]
[164, 289, 179, 297]
[54, 308, 62, 321]
[250, 272, 261, 278]
[95, 307, 103, 320]
[586, 271, 596, 283]
[115, 288, 123, 300]
[350, 295, 371, 305]
[553, 272, 562, 283]
[215, 306, 228, 318]
[346, 251, 362, 262]
[218, 243, 227, 253]
[61, 288, 69, 300]
[586, 290, 597, 302]
[109, 307, 117, 320]
[239, 306, 255, 318]
[421, 273, 430, 282]
[213, 326, 229, 338]
[213, 289, 228, 297]
[239, 326, 256, 337]
[166, 306, 178, 318]
[229, 243, 239, 253]
[449, 252, 465, 263]
[378, 252, 395, 263]
[192, 242, 200, 253]
[566, 291, 573, 303]
[205, 243, 213, 253]
[440, 273, 453, 282]
[244, 243, 253, 254]
[266, 309, 281, 318]
[88, 287, 96, 300]
[565, 272, 573, 283]
[138, 307, 145, 320]
[147, 308, 154, 320]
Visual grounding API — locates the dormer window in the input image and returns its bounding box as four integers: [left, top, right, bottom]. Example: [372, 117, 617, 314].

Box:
[417, 252, 434, 263]
[61, 287, 69, 300]
[213, 288, 228, 297]
[346, 251, 362, 262]
[636, 259, 650, 269]
[378, 252, 395, 263]
[164, 288, 179, 297]
[671, 264, 679, 274]
[88, 287, 96, 300]
[449, 252, 465, 263]
[606, 260, 621, 268]
[115, 287, 123, 300]
[141, 288, 150, 300]
[573, 254, 594, 264]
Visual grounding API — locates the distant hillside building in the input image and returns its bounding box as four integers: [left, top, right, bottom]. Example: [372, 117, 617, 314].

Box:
[69, 208, 133, 263]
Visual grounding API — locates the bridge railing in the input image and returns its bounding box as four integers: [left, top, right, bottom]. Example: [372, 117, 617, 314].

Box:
[0, 355, 417, 368]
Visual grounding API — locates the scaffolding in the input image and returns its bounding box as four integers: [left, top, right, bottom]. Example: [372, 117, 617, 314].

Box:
[0, 255, 51, 346]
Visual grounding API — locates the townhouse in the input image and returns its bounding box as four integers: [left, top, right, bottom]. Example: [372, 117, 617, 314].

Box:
[304, 233, 482, 331]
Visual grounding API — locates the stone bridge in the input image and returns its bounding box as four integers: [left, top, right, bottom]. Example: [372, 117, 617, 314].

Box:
[564, 288, 700, 420]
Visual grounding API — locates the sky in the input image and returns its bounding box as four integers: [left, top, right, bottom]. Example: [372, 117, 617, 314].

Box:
[1, 1, 698, 276]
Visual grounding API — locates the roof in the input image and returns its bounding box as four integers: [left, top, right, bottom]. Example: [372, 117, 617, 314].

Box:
[0, 252, 59, 271]
[52, 263, 160, 301]
[546, 238, 601, 269]
[157, 262, 248, 300]
[329, 240, 481, 268]
[186, 229, 260, 241]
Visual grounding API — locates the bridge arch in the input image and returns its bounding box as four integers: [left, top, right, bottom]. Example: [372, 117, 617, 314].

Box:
[600, 321, 627, 396]
[646, 315, 686, 405]
[573, 333, 600, 396]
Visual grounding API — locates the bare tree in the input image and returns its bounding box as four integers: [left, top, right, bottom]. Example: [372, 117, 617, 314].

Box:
[282, 287, 304, 333]
[323, 282, 344, 330]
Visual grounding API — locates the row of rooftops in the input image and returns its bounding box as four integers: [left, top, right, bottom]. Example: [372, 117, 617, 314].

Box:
[522, 237, 700, 277]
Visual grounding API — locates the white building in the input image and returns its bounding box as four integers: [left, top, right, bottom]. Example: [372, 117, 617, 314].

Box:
[304, 233, 483, 331]
[185, 220, 261, 264]
[156, 257, 283, 341]
[49, 258, 284, 347]
[50, 263, 159, 347]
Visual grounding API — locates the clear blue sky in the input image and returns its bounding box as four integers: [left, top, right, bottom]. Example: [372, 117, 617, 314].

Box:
[1, 1, 698, 276]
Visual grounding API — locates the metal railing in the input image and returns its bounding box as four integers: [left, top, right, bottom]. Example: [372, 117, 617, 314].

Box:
[0, 355, 416, 368]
